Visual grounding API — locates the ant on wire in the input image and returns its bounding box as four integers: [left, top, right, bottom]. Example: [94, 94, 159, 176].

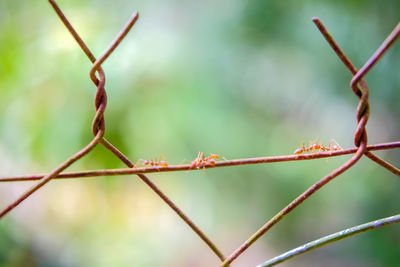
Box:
[140, 155, 169, 168]
[190, 152, 221, 169]
[294, 139, 342, 155]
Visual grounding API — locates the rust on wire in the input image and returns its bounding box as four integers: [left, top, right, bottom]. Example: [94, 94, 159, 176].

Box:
[1, 2, 400, 266]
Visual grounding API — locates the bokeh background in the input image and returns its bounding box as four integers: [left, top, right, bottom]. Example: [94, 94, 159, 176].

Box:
[0, 0, 399, 266]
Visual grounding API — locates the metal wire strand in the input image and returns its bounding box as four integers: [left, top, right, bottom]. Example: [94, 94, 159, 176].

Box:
[257, 214, 400, 267]
[1, 141, 400, 182]
[89, 12, 139, 85]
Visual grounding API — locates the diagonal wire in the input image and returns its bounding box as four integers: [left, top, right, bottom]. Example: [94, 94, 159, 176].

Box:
[257, 214, 400, 267]
[48, 0, 226, 261]
[363, 152, 400, 177]
[0, 130, 104, 218]
[89, 13, 138, 85]
[100, 139, 226, 261]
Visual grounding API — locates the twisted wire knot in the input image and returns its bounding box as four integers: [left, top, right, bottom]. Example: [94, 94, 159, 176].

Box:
[349, 22, 400, 148]
[86, 11, 139, 138]
[90, 65, 107, 137]
[351, 77, 369, 148]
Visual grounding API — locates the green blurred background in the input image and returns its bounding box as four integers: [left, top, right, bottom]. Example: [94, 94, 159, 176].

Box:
[0, 0, 399, 266]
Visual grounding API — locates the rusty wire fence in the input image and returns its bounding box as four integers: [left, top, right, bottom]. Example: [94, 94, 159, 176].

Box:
[1, 1, 400, 266]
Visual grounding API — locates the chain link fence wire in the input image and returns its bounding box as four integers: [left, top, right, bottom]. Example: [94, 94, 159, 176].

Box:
[0, 1, 399, 266]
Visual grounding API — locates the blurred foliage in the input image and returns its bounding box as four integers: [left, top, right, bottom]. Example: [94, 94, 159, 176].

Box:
[0, 0, 399, 266]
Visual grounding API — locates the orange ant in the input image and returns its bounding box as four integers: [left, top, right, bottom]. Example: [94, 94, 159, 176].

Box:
[141, 155, 168, 168]
[294, 139, 342, 155]
[190, 152, 221, 169]
[206, 153, 219, 166]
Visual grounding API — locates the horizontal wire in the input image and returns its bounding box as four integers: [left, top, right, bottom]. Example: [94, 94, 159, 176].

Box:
[1, 141, 399, 183]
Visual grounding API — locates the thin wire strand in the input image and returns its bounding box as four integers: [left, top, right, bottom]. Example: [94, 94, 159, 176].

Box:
[89, 13, 139, 85]
[1, 141, 399, 182]
[350, 22, 400, 92]
[365, 151, 400, 176]
[48, 0, 96, 62]
[257, 214, 400, 267]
